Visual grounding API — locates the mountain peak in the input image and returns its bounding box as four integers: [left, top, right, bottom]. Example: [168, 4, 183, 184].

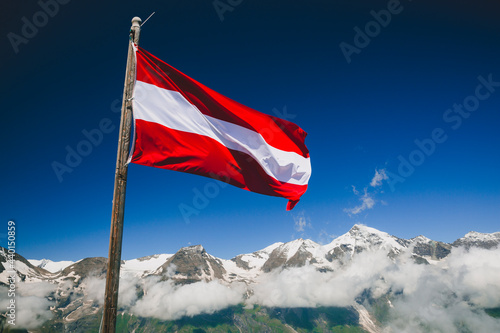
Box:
[157, 244, 225, 282]
[324, 224, 404, 256]
[179, 244, 205, 253]
[349, 224, 384, 235]
[453, 230, 500, 250]
[345, 224, 394, 242]
[411, 235, 432, 243]
[257, 242, 284, 254]
[282, 238, 320, 252]
[463, 231, 500, 240]
[28, 258, 75, 273]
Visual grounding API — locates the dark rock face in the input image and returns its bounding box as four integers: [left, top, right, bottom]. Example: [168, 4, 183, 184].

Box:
[412, 240, 451, 260]
[261, 247, 289, 273]
[325, 245, 352, 264]
[158, 245, 226, 283]
[231, 255, 251, 270]
[284, 245, 314, 269]
[260, 240, 318, 272]
[61, 257, 108, 281]
[412, 255, 430, 265]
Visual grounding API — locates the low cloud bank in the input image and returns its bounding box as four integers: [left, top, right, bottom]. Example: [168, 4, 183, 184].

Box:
[79, 274, 244, 321]
[6, 246, 500, 331]
[130, 277, 245, 320]
[249, 250, 392, 308]
[0, 281, 56, 329]
[384, 246, 500, 332]
[249, 246, 500, 332]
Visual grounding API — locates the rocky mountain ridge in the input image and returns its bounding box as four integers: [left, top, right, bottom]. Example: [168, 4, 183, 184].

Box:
[1, 224, 499, 332]
[5, 224, 497, 287]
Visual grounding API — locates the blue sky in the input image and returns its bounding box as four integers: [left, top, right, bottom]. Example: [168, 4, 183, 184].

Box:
[1, 0, 499, 261]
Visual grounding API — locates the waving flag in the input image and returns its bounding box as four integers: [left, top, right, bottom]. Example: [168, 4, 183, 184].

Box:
[130, 46, 311, 210]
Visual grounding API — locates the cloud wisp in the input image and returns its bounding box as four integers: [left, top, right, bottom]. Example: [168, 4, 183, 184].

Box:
[293, 211, 312, 233]
[345, 168, 388, 216]
[370, 169, 389, 187]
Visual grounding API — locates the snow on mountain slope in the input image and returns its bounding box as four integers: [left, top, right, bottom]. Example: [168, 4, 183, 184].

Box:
[153, 245, 229, 283]
[326, 224, 405, 253]
[226, 224, 452, 278]
[8, 225, 500, 288]
[223, 242, 284, 282]
[0, 247, 55, 284]
[3, 225, 500, 332]
[261, 238, 331, 272]
[230, 242, 281, 269]
[322, 224, 406, 264]
[453, 231, 500, 249]
[29, 259, 75, 273]
[463, 231, 500, 241]
[121, 253, 173, 278]
[408, 235, 451, 262]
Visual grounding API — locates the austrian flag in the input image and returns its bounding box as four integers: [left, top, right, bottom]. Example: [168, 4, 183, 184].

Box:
[129, 46, 311, 210]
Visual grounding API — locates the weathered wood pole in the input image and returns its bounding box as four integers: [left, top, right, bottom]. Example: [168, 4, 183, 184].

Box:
[101, 16, 141, 333]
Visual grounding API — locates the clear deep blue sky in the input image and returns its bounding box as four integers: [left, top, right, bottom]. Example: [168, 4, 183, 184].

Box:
[1, 0, 499, 261]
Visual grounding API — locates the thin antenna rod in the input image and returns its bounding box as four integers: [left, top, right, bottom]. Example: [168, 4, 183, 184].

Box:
[141, 12, 155, 27]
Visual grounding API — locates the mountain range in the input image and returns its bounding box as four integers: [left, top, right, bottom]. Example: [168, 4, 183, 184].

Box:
[1, 224, 499, 332]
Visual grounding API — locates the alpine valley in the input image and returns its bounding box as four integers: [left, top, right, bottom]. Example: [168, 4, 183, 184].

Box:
[1, 225, 500, 332]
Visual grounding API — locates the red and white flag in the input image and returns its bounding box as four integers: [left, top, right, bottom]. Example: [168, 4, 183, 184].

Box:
[129, 46, 311, 210]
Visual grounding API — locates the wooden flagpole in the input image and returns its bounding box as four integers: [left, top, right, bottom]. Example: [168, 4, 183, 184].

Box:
[101, 16, 141, 333]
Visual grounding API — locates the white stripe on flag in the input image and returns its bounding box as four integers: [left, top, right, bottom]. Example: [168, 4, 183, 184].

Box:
[133, 81, 311, 186]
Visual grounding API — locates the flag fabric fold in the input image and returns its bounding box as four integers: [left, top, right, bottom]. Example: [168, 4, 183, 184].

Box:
[130, 45, 311, 210]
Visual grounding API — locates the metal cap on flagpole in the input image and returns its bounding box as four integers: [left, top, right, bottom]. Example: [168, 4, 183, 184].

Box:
[131, 17, 142, 43]
[132, 16, 142, 27]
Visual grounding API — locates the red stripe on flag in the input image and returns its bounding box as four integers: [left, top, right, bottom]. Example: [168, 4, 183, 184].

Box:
[131, 120, 308, 207]
[135, 47, 309, 158]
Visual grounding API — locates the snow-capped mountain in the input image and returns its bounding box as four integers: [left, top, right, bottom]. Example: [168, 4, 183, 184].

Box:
[3, 225, 498, 288]
[1, 224, 499, 332]
[29, 258, 75, 273]
[154, 245, 226, 283]
[122, 253, 172, 278]
[452, 230, 500, 249]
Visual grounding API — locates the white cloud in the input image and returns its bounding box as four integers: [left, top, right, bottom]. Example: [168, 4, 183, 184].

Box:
[383, 246, 500, 332]
[0, 282, 57, 330]
[131, 277, 244, 320]
[81, 274, 144, 308]
[345, 169, 388, 216]
[118, 275, 140, 308]
[446, 246, 500, 308]
[16, 295, 55, 329]
[344, 188, 375, 215]
[317, 229, 336, 245]
[248, 250, 392, 308]
[293, 211, 311, 232]
[77, 246, 500, 331]
[17, 281, 56, 297]
[82, 276, 106, 305]
[71, 245, 499, 332]
[249, 246, 500, 332]
[370, 169, 388, 187]
[78, 274, 245, 321]
[351, 185, 360, 195]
